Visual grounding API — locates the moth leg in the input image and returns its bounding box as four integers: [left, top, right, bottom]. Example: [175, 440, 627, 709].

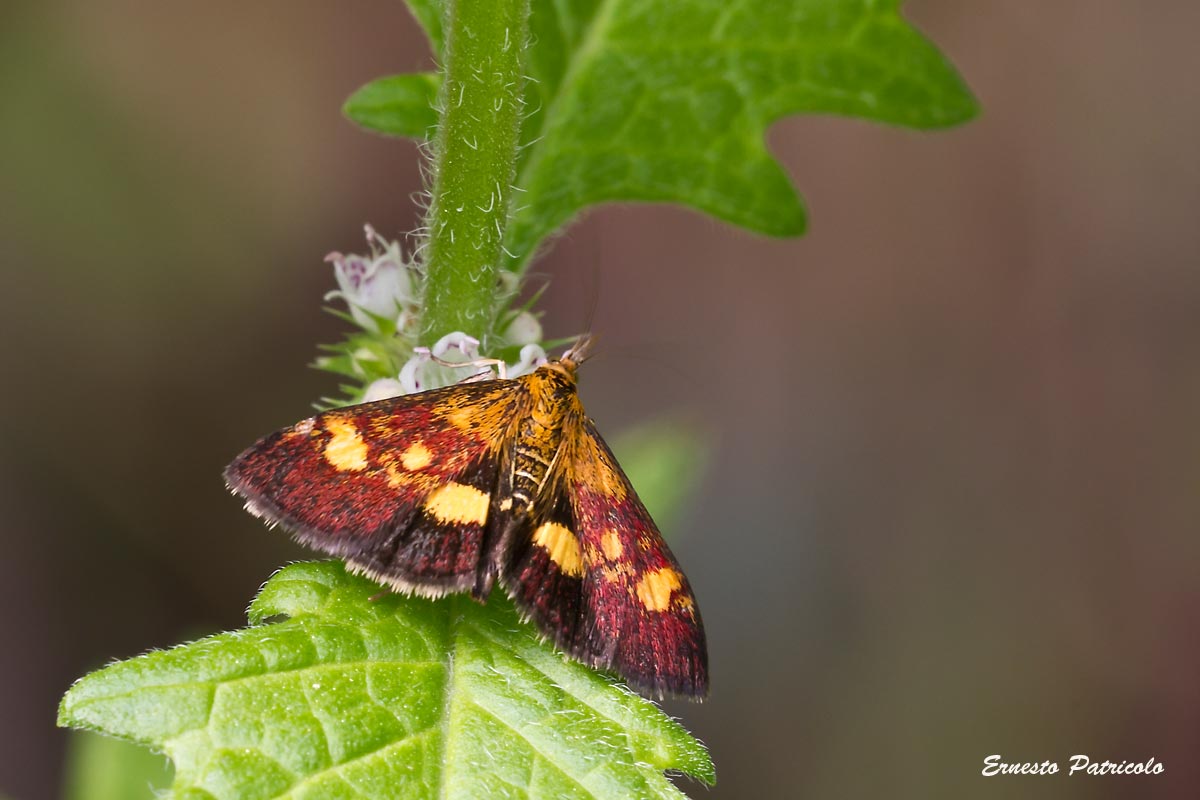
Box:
[428, 352, 509, 380]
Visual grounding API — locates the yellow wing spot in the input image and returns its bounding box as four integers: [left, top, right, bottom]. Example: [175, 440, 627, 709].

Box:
[400, 441, 433, 471]
[323, 417, 368, 471]
[499, 497, 513, 512]
[386, 464, 411, 488]
[600, 563, 634, 584]
[635, 567, 683, 612]
[424, 482, 490, 525]
[440, 398, 516, 454]
[446, 406, 475, 432]
[532, 521, 584, 577]
[600, 530, 624, 561]
[573, 435, 628, 501]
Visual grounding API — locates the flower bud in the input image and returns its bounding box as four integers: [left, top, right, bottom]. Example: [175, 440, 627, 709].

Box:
[361, 378, 406, 402]
[502, 310, 542, 347]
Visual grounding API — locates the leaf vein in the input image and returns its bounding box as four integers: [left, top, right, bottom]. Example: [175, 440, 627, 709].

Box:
[273, 726, 440, 799]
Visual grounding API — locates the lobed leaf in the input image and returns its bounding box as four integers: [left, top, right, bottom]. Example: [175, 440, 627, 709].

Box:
[59, 561, 714, 799]
[349, 0, 977, 268]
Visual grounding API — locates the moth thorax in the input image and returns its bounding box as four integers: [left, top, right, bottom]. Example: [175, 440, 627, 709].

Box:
[510, 374, 575, 507]
[510, 415, 564, 508]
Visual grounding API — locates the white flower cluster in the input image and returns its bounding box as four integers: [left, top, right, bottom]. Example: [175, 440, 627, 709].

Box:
[324, 225, 546, 403]
[363, 333, 547, 401]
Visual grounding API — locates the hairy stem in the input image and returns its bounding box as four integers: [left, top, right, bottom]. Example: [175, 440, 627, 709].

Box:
[419, 0, 530, 346]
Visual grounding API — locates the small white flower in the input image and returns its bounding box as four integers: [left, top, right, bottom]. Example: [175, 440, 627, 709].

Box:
[396, 350, 432, 394]
[429, 332, 482, 361]
[324, 225, 414, 331]
[507, 343, 548, 378]
[398, 332, 483, 393]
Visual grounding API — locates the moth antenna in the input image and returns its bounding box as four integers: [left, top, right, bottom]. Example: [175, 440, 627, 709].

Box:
[557, 253, 602, 369]
[562, 333, 596, 367]
[582, 247, 601, 337]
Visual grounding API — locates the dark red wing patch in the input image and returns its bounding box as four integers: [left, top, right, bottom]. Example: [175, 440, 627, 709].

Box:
[566, 419, 708, 699]
[224, 381, 526, 595]
[498, 490, 586, 652]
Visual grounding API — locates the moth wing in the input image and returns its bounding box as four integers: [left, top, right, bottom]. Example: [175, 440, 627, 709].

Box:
[503, 417, 708, 698]
[499, 486, 588, 655]
[225, 380, 528, 596]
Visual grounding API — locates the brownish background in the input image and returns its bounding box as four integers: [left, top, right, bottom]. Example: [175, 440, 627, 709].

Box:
[2, 2, 1197, 798]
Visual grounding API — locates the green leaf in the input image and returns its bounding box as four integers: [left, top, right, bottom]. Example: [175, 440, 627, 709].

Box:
[59, 561, 714, 799]
[343, 74, 440, 139]
[375, 0, 976, 267]
[402, 0, 445, 56]
[63, 730, 173, 800]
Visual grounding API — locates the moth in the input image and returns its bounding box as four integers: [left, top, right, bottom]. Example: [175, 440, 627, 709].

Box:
[225, 339, 708, 698]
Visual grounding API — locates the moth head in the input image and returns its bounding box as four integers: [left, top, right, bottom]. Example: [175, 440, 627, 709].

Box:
[560, 334, 596, 371]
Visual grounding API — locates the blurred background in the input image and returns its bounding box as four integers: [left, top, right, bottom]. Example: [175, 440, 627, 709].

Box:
[2, 1, 1198, 798]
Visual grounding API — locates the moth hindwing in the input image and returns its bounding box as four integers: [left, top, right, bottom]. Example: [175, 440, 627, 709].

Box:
[225, 353, 708, 698]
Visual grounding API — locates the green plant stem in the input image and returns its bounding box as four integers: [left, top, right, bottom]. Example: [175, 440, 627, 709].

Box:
[420, 0, 530, 347]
